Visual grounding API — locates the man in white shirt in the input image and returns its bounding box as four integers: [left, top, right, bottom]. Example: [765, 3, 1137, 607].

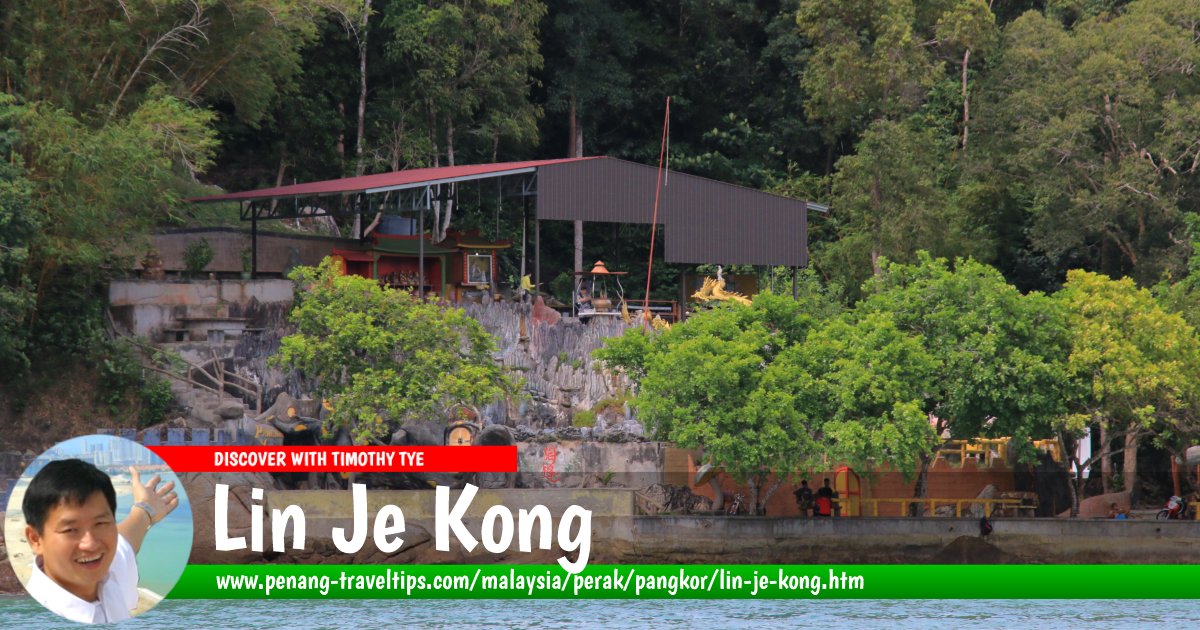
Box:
[22, 459, 179, 624]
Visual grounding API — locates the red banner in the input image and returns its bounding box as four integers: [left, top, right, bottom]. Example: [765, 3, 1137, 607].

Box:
[147, 446, 517, 473]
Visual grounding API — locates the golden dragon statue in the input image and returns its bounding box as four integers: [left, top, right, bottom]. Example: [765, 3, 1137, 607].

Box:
[691, 276, 752, 306]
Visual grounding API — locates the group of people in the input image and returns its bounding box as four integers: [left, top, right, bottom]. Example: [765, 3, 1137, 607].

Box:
[793, 478, 839, 517]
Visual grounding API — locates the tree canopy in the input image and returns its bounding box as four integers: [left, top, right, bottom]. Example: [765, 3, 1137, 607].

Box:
[276, 258, 517, 444]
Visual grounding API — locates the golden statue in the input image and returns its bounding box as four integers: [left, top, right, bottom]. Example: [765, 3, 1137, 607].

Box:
[691, 276, 751, 306]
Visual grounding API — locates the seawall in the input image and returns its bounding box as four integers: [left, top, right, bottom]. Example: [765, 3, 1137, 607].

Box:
[185, 486, 1200, 566]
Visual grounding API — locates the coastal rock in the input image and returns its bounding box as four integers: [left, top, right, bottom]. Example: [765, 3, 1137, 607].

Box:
[531, 296, 561, 326]
[969, 484, 1000, 518]
[0, 529, 24, 594]
[635, 484, 713, 515]
[183, 472, 282, 563]
[253, 392, 322, 425]
[933, 536, 1012, 564]
[217, 400, 247, 420]
[1056, 490, 1131, 518]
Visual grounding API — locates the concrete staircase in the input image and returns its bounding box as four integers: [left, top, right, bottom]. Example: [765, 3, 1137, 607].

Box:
[168, 377, 252, 427]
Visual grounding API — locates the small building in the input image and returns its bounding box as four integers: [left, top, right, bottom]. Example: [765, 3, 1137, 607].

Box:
[331, 230, 511, 301]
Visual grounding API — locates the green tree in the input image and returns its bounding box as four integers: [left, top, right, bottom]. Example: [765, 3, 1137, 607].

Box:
[1, 0, 362, 124]
[1155, 214, 1200, 330]
[1055, 269, 1200, 513]
[799, 1, 1000, 291]
[796, 0, 943, 137]
[383, 0, 545, 239]
[823, 119, 981, 295]
[0, 93, 218, 360]
[0, 97, 39, 376]
[858, 253, 1074, 506]
[749, 312, 940, 482]
[976, 1, 1200, 284]
[596, 290, 841, 513]
[275, 258, 517, 444]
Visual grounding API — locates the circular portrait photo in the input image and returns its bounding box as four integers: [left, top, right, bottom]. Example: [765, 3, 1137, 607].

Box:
[4, 435, 192, 624]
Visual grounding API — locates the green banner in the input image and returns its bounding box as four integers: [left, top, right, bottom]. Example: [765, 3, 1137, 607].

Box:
[172, 565, 1200, 599]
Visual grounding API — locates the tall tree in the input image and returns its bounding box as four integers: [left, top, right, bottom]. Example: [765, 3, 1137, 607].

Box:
[276, 258, 516, 444]
[596, 290, 842, 513]
[1055, 269, 1200, 512]
[976, 1, 1200, 284]
[798, 0, 1000, 289]
[823, 119, 987, 297]
[0, 97, 39, 375]
[858, 253, 1073, 507]
[1, 1, 363, 124]
[384, 0, 545, 241]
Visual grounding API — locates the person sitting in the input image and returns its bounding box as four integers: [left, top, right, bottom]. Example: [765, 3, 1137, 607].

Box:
[22, 459, 179, 624]
[576, 287, 592, 311]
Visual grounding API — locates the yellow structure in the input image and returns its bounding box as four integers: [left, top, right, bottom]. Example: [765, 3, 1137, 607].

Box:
[691, 276, 751, 306]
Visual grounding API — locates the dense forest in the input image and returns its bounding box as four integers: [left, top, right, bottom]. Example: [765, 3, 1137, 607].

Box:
[2, 1, 1200, 473]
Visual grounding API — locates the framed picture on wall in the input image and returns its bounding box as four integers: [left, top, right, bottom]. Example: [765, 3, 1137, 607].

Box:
[466, 253, 492, 286]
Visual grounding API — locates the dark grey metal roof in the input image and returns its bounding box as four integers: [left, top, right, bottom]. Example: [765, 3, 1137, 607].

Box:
[536, 157, 808, 267]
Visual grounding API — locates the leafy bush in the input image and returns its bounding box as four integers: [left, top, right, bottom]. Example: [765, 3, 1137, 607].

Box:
[96, 339, 176, 424]
[137, 378, 174, 426]
[97, 340, 143, 411]
[572, 409, 596, 428]
[183, 238, 214, 275]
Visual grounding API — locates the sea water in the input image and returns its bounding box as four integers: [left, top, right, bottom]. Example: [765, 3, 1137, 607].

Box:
[0, 598, 1197, 629]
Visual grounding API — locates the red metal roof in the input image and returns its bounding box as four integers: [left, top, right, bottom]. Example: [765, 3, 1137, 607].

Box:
[189, 157, 601, 202]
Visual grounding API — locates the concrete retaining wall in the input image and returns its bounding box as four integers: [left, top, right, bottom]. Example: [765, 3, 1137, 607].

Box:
[516, 441, 673, 489]
[148, 228, 364, 275]
[109, 279, 294, 339]
[188, 482, 1200, 565]
[626, 516, 1200, 564]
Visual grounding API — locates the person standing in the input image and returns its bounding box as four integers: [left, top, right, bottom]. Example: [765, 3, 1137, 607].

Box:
[815, 478, 834, 517]
[793, 479, 814, 517]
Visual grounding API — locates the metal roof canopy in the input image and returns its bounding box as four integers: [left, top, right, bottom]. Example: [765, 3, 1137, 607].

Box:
[188, 155, 812, 270]
[535, 158, 809, 268]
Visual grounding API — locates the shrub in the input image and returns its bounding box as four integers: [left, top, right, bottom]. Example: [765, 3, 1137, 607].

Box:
[183, 238, 214, 275]
[138, 378, 175, 427]
[97, 341, 143, 412]
[572, 409, 596, 428]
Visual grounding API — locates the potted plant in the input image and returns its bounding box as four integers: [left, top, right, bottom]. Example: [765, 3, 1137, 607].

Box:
[241, 248, 253, 279]
[183, 238, 214, 279]
[140, 249, 166, 281]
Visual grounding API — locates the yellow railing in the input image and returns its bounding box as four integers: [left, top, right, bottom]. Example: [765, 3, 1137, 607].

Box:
[935, 437, 1067, 466]
[854, 497, 1037, 518]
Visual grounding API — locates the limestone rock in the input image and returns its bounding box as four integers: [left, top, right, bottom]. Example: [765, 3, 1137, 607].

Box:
[0, 532, 23, 594]
[635, 484, 712, 515]
[531, 296, 561, 326]
[253, 392, 322, 425]
[183, 472, 281, 564]
[217, 399, 247, 420]
[969, 484, 1000, 518]
[1056, 490, 1131, 518]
